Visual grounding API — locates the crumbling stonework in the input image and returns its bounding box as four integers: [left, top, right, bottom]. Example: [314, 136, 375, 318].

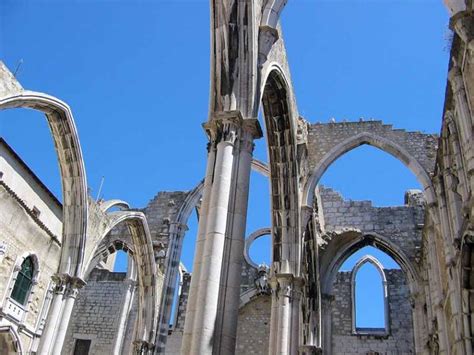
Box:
[1, 1, 473, 354]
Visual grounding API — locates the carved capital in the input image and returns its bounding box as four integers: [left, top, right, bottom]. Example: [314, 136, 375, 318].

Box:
[204, 110, 243, 146]
[51, 274, 85, 297]
[240, 118, 263, 153]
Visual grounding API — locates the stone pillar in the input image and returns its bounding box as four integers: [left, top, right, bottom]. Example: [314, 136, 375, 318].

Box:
[155, 222, 187, 352]
[50, 277, 85, 354]
[320, 294, 334, 355]
[269, 274, 301, 355]
[213, 119, 261, 354]
[114, 256, 137, 354]
[37, 277, 66, 354]
[181, 121, 218, 354]
[189, 112, 244, 354]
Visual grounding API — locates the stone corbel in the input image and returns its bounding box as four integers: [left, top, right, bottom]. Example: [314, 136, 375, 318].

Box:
[241, 118, 263, 153]
[258, 25, 279, 67]
[450, 10, 474, 51]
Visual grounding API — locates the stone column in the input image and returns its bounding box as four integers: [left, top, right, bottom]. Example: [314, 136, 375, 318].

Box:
[189, 112, 243, 354]
[213, 119, 262, 354]
[155, 222, 187, 352]
[269, 274, 300, 354]
[181, 121, 218, 354]
[320, 294, 334, 355]
[37, 276, 66, 354]
[114, 256, 137, 354]
[50, 277, 85, 354]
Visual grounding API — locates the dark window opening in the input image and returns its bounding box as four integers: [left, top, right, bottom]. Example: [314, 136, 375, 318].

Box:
[11, 257, 34, 305]
[73, 339, 91, 355]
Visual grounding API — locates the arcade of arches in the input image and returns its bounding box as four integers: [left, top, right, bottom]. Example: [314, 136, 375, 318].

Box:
[0, 1, 473, 354]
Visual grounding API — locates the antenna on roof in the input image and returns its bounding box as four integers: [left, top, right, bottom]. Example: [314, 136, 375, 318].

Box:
[96, 176, 105, 201]
[13, 59, 24, 78]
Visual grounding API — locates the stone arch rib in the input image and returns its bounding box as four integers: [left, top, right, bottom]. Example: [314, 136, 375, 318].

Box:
[261, 68, 300, 274]
[303, 131, 436, 208]
[0, 91, 88, 278]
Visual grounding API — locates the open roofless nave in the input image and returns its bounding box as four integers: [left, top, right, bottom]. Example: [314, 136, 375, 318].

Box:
[0, 0, 473, 354]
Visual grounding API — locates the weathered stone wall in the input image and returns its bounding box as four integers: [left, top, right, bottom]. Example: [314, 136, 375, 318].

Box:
[0, 183, 61, 352]
[235, 295, 271, 355]
[331, 270, 415, 354]
[319, 186, 424, 265]
[0, 140, 63, 352]
[63, 269, 133, 354]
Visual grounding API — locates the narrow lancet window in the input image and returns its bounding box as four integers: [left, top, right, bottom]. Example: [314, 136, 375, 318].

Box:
[351, 255, 389, 334]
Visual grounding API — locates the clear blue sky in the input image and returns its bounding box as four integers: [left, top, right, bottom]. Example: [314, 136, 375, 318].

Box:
[1, 0, 449, 327]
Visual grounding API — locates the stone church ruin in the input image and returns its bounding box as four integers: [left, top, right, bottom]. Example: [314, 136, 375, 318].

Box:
[0, 1, 473, 354]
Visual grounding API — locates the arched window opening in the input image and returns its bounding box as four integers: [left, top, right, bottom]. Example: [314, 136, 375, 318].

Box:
[320, 145, 421, 206]
[11, 256, 35, 305]
[351, 256, 389, 334]
[248, 234, 271, 268]
[113, 250, 129, 273]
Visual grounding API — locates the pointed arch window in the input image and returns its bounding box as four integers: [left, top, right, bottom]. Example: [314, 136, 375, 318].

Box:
[351, 255, 389, 335]
[11, 257, 35, 305]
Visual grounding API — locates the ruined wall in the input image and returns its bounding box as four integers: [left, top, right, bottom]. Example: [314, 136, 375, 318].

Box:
[320, 187, 425, 264]
[63, 269, 134, 354]
[235, 295, 271, 355]
[306, 121, 438, 175]
[331, 270, 414, 354]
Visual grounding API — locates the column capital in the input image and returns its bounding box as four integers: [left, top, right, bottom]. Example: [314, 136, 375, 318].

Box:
[203, 110, 243, 145]
[270, 273, 305, 299]
[51, 273, 86, 295]
[242, 118, 263, 139]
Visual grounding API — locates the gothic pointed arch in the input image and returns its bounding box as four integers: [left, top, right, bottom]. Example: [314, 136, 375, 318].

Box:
[350, 255, 390, 334]
[260, 67, 300, 274]
[82, 210, 158, 349]
[303, 131, 436, 208]
[0, 91, 88, 278]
